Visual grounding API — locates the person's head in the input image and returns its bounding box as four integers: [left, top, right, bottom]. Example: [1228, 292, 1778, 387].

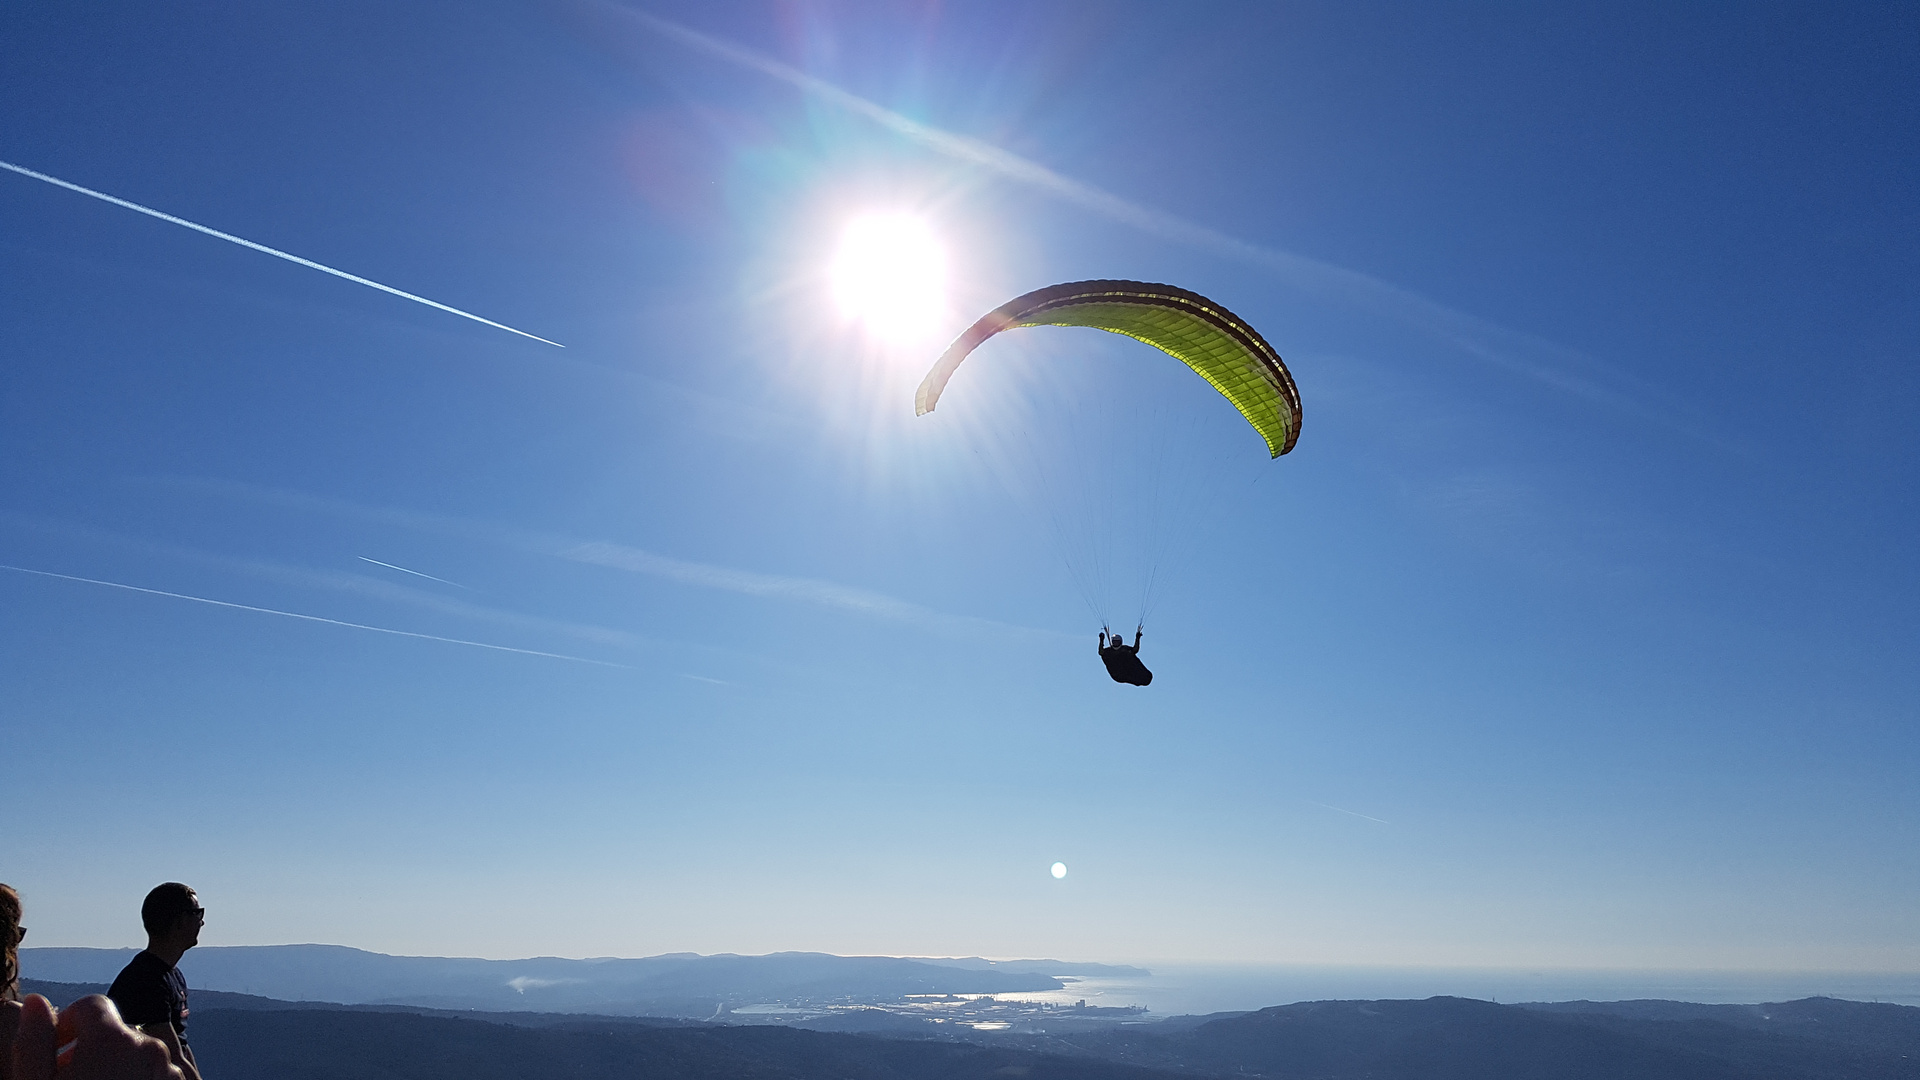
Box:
[1, 882, 21, 1002]
[140, 883, 202, 951]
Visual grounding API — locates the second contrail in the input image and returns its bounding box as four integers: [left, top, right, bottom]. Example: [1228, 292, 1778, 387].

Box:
[0, 564, 623, 668]
[1308, 800, 1390, 825]
[358, 556, 471, 590]
[0, 159, 563, 348]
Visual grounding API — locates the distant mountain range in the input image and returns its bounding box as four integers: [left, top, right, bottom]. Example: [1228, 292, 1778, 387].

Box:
[912, 958, 1149, 977]
[20, 946, 1142, 1013]
[19, 976, 1920, 1080]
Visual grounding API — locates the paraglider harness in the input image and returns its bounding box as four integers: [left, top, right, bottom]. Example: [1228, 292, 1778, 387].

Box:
[1099, 625, 1153, 686]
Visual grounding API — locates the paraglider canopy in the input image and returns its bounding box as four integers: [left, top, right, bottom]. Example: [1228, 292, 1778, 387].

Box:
[915, 280, 1302, 457]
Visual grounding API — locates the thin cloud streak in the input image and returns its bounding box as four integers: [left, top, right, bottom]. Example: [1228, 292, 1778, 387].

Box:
[358, 556, 472, 590]
[0, 159, 564, 348]
[564, 540, 1045, 637]
[0, 564, 626, 668]
[159, 478, 1046, 638]
[241, 559, 656, 653]
[620, 9, 1718, 443]
[0, 509, 653, 656]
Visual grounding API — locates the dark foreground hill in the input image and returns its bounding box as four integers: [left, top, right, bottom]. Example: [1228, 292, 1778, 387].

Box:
[1525, 997, 1920, 1060]
[1071, 996, 1920, 1080]
[187, 1009, 1183, 1080]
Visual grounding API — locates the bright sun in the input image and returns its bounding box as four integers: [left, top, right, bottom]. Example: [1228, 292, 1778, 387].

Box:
[829, 212, 947, 344]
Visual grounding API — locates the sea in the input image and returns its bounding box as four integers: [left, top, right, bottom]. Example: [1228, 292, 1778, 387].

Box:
[991, 964, 1920, 1016]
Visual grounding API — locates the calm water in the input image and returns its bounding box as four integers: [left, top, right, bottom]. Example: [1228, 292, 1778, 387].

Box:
[994, 964, 1920, 1016]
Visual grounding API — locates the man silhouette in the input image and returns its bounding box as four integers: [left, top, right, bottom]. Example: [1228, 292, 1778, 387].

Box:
[1098, 626, 1153, 686]
[107, 884, 204, 1080]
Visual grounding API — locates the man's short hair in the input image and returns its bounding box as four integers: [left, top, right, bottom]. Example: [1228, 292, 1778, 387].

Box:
[141, 882, 198, 936]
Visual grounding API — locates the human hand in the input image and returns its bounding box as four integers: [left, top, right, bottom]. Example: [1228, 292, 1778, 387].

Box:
[9, 997, 181, 1080]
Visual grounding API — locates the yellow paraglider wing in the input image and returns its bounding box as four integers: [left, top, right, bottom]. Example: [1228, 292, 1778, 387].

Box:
[915, 280, 1301, 457]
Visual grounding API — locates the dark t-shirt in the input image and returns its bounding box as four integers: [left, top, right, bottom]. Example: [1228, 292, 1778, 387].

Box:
[108, 950, 189, 1043]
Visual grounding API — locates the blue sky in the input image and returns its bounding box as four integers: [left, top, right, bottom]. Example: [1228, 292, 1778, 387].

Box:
[2, 1, 1916, 971]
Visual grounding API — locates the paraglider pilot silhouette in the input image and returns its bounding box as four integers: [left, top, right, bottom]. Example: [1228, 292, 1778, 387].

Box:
[1099, 626, 1152, 686]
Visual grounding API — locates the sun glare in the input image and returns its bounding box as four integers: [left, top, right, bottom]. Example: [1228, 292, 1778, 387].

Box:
[829, 212, 947, 344]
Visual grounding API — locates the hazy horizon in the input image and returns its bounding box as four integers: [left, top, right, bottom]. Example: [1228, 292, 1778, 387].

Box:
[24, 944, 1920, 1014]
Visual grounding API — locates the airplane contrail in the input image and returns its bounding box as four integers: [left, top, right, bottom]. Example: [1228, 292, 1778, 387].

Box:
[357, 556, 471, 590]
[1308, 800, 1390, 825]
[616, 8, 1718, 442]
[0, 564, 624, 668]
[0, 159, 564, 348]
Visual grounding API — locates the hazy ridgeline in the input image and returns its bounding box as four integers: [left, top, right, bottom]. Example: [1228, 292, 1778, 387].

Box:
[20, 946, 1142, 1013]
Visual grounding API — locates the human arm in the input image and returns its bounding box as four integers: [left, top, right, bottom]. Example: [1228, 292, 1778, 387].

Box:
[1133, 627, 1143, 649]
[9, 996, 181, 1080]
[2, 998, 20, 1080]
[128, 1027, 195, 1080]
